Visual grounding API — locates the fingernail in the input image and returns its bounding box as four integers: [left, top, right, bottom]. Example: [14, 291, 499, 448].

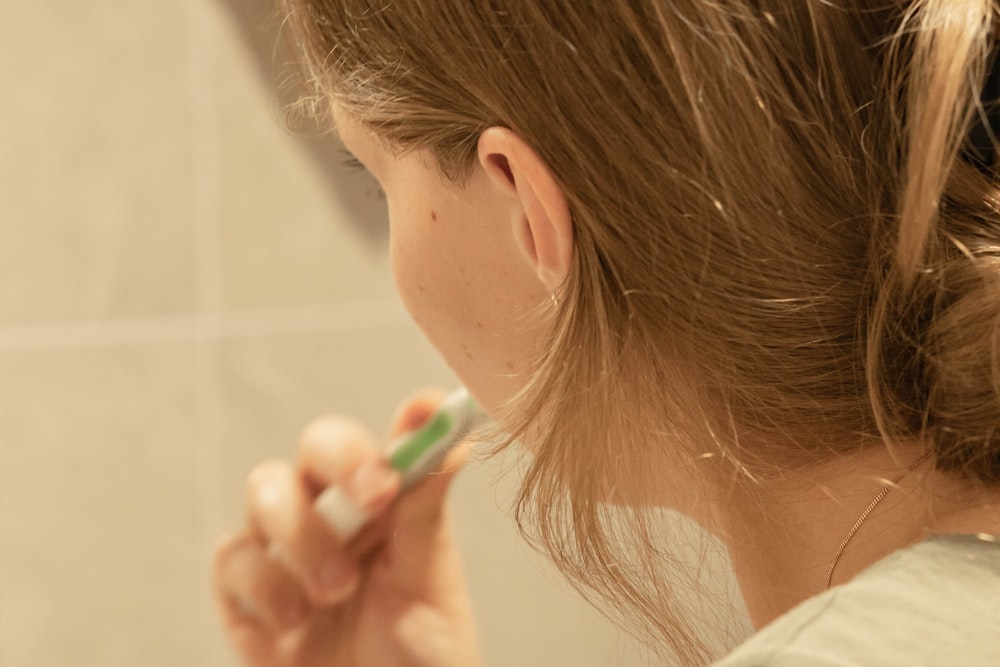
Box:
[315, 485, 368, 540]
[313, 558, 359, 605]
[267, 542, 296, 572]
[278, 598, 307, 626]
[314, 461, 400, 541]
[234, 595, 258, 618]
[347, 459, 401, 510]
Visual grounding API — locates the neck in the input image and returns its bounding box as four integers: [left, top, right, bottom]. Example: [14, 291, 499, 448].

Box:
[713, 447, 1000, 629]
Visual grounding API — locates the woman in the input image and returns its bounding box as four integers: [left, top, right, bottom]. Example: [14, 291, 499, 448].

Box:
[213, 1, 1000, 664]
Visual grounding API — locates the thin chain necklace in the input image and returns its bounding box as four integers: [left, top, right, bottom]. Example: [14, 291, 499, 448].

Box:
[825, 450, 933, 589]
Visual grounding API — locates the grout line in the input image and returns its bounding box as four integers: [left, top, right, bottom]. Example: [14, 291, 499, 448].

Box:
[189, 3, 222, 662]
[0, 300, 410, 351]
[191, 4, 222, 320]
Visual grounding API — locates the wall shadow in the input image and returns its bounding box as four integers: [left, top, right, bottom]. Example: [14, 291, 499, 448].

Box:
[214, 0, 390, 248]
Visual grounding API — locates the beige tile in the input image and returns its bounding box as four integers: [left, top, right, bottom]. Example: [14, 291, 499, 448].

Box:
[453, 456, 652, 667]
[0, 343, 208, 666]
[0, 2, 198, 325]
[208, 4, 398, 311]
[213, 322, 457, 521]
[214, 325, 646, 666]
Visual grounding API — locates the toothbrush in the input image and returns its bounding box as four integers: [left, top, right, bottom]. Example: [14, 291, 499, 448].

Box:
[314, 387, 487, 540]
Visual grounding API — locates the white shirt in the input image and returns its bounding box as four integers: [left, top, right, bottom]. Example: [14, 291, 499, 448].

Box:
[713, 534, 1000, 666]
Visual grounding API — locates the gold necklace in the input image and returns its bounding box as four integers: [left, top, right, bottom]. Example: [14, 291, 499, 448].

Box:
[825, 450, 933, 589]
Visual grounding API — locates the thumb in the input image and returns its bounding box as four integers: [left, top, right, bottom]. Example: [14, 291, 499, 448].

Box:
[379, 441, 471, 594]
[385, 386, 473, 514]
[378, 388, 473, 590]
[385, 387, 453, 441]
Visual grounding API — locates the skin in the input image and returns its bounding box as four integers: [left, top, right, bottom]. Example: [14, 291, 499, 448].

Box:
[215, 389, 484, 667]
[334, 110, 1000, 624]
[214, 110, 1000, 665]
[333, 115, 573, 414]
[212, 114, 571, 666]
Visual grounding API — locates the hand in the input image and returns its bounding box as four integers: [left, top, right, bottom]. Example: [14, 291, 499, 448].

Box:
[213, 388, 483, 667]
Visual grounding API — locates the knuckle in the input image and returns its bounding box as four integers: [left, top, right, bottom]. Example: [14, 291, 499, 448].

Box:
[389, 387, 450, 435]
[212, 535, 261, 604]
[297, 416, 376, 468]
[212, 533, 241, 569]
[299, 416, 367, 450]
[213, 529, 237, 552]
[244, 462, 296, 537]
[244, 569, 280, 606]
[245, 460, 291, 500]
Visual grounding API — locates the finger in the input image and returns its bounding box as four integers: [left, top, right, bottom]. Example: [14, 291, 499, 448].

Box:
[304, 390, 451, 545]
[297, 415, 382, 491]
[245, 460, 361, 606]
[299, 416, 403, 542]
[377, 440, 472, 588]
[385, 387, 472, 539]
[213, 532, 308, 632]
[386, 387, 451, 440]
[391, 438, 470, 534]
[376, 388, 473, 585]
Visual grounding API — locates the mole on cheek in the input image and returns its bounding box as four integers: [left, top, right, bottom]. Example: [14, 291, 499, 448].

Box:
[431, 210, 437, 221]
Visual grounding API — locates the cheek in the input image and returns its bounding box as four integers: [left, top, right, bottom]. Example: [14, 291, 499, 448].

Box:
[386, 201, 542, 410]
[389, 206, 469, 326]
[387, 202, 494, 377]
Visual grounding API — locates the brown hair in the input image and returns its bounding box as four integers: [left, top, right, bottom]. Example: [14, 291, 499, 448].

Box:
[279, 1, 1000, 662]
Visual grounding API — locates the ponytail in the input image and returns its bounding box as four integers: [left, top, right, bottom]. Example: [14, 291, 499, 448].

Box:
[870, 0, 1000, 483]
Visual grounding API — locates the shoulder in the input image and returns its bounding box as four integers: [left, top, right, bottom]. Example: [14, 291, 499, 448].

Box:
[713, 535, 1000, 667]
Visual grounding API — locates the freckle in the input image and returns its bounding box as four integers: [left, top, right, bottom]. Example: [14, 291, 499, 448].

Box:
[465, 351, 474, 361]
[417, 284, 426, 294]
[505, 361, 515, 372]
[476, 321, 484, 329]
[431, 210, 437, 221]
[458, 266, 466, 275]
[464, 280, 470, 286]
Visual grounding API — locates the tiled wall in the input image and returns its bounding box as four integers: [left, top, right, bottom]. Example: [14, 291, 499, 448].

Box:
[0, 1, 655, 665]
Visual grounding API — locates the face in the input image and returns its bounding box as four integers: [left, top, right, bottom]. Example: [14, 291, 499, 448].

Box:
[333, 110, 553, 415]
[334, 113, 715, 518]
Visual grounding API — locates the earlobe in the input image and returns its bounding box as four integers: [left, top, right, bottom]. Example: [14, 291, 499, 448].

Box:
[477, 127, 574, 292]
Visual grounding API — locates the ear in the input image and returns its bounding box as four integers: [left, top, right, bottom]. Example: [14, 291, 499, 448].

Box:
[476, 127, 573, 292]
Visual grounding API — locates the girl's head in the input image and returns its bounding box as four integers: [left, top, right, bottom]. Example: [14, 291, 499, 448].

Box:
[280, 0, 1000, 661]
